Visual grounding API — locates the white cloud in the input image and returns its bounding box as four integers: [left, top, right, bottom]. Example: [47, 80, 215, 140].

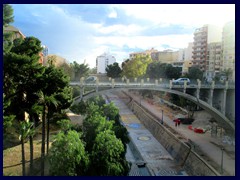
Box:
[13, 4, 234, 69]
[96, 24, 145, 36]
[118, 4, 235, 28]
[108, 8, 117, 18]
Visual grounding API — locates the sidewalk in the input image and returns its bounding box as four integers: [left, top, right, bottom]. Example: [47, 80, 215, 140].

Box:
[125, 90, 235, 176]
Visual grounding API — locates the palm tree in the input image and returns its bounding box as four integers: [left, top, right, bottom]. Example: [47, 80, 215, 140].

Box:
[19, 120, 34, 176]
[27, 103, 42, 175]
[37, 91, 58, 176]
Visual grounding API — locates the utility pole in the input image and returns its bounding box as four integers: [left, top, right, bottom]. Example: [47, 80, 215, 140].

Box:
[221, 147, 224, 174]
[161, 109, 163, 124]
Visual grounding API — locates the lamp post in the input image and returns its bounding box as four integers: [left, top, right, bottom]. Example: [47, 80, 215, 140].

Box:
[221, 147, 224, 174]
[161, 109, 164, 124]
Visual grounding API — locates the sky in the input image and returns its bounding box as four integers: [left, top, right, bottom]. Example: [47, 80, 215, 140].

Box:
[11, 4, 235, 68]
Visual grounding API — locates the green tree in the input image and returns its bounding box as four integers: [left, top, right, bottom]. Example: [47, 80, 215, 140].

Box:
[187, 67, 203, 80]
[106, 62, 122, 78]
[83, 111, 114, 152]
[49, 130, 89, 176]
[37, 91, 58, 176]
[70, 61, 89, 81]
[19, 120, 34, 176]
[3, 4, 14, 26]
[90, 130, 129, 176]
[122, 55, 152, 78]
[3, 4, 14, 53]
[102, 102, 119, 120]
[4, 36, 45, 175]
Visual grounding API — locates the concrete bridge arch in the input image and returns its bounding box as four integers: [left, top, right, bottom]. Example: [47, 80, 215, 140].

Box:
[76, 87, 234, 136]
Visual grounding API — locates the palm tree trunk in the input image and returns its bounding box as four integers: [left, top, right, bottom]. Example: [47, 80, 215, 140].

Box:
[46, 111, 53, 154]
[46, 114, 50, 154]
[41, 104, 46, 176]
[29, 114, 34, 175]
[29, 136, 34, 174]
[21, 138, 26, 176]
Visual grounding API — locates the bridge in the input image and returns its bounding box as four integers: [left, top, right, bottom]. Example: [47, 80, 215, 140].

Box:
[70, 78, 235, 135]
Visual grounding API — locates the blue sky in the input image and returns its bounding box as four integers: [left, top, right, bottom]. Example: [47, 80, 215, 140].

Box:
[11, 4, 235, 68]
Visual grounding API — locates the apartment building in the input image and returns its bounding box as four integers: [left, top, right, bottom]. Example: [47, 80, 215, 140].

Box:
[192, 24, 222, 75]
[4, 25, 45, 65]
[206, 42, 222, 79]
[222, 21, 235, 81]
[129, 48, 158, 60]
[96, 53, 116, 74]
[3, 25, 26, 40]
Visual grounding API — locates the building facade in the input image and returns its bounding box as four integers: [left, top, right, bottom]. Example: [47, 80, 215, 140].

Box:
[222, 21, 235, 81]
[96, 53, 116, 74]
[129, 48, 158, 60]
[192, 24, 222, 75]
[206, 42, 222, 79]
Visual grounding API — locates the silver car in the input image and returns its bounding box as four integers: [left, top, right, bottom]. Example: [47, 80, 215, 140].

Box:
[172, 78, 190, 85]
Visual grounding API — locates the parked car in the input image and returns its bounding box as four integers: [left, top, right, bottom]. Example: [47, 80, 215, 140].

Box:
[85, 76, 97, 83]
[172, 78, 190, 85]
[173, 118, 194, 125]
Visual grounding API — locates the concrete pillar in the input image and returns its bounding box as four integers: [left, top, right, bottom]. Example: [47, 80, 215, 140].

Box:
[159, 78, 162, 83]
[80, 86, 84, 99]
[126, 79, 129, 86]
[155, 79, 158, 86]
[109, 77, 111, 81]
[222, 89, 227, 116]
[183, 81, 187, 94]
[134, 78, 137, 82]
[80, 77, 84, 85]
[96, 78, 99, 92]
[209, 81, 215, 107]
[141, 79, 144, 87]
[121, 77, 124, 82]
[196, 79, 201, 99]
[147, 78, 150, 82]
[169, 80, 173, 89]
[209, 89, 214, 106]
[111, 79, 115, 88]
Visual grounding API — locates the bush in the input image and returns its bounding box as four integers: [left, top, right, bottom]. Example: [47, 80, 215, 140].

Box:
[49, 130, 89, 176]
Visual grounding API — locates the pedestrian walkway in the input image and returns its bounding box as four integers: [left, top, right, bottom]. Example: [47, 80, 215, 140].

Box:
[104, 91, 188, 176]
[124, 90, 235, 176]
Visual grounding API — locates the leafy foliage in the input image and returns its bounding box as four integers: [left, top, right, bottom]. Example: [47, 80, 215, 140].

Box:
[90, 130, 129, 176]
[49, 131, 89, 176]
[122, 55, 152, 78]
[70, 61, 89, 81]
[146, 62, 181, 79]
[3, 4, 14, 26]
[106, 62, 122, 78]
[186, 67, 203, 80]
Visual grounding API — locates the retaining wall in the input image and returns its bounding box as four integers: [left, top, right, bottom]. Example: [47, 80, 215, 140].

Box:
[127, 99, 220, 176]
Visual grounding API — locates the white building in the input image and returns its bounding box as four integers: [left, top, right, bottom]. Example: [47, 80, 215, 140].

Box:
[96, 53, 116, 74]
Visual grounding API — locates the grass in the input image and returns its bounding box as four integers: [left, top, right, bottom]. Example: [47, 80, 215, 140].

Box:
[3, 123, 59, 176]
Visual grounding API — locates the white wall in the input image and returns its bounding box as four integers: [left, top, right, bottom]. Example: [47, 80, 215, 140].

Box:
[96, 53, 116, 74]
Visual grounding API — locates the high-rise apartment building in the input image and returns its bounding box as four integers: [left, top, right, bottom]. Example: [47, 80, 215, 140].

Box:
[222, 21, 235, 81]
[96, 53, 116, 74]
[206, 42, 222, 78]
[192, 24, 222, 75]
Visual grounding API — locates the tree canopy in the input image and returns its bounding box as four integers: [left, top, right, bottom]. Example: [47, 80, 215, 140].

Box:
[106, 62, 122, 78]
[146, 62, 181, 79]
[122, 55, 152, 78]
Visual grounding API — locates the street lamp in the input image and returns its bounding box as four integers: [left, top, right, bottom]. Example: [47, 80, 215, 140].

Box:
[221, 147, 224, 174]
[161, 109, 163, 124]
